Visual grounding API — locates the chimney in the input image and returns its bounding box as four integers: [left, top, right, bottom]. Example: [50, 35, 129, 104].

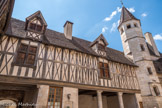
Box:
[64, 21, 73, 40]
[145, 32, 160, 56]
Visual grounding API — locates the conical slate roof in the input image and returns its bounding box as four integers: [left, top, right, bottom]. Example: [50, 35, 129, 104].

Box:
[118, 6, 139, 28]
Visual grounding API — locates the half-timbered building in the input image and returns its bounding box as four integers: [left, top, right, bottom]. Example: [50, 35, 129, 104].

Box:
[0, 4, 162, 108]
[0, 0, 15, 36]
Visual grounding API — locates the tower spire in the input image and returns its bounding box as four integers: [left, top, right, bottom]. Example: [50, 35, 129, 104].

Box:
[118, 6, 139, 28]
[120, 0, 124, 6]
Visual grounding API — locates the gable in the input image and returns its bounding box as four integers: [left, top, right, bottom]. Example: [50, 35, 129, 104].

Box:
[26, 11, 47, 26]
[25, 11, 47, 33]
[90, 34, 108, 47]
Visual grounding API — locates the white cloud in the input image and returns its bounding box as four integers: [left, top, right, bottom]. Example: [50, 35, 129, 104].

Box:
[117, 7, 122, 12]
[154, 34, 162, 40]
[104, 7, 121, 22]
[110, 22, 117, 32]
[141, 13, 147, 17]
[104, 7, 135, 22]
[102, 27, 108, 33]
[104, 11, 117, 21]
[127, 8, 135, 13]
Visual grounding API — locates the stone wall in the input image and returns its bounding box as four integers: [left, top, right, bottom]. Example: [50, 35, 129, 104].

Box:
[62, 87, 78, 108]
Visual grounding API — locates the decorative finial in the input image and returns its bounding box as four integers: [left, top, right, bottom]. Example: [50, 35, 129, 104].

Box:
[120, 0, 124, 6]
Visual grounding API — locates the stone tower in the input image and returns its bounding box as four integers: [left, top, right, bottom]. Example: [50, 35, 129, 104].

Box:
[118, 6, 162, 108]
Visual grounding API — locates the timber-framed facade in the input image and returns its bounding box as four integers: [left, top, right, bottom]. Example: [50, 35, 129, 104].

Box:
[0, 0, 15, 36]
[0, 3, 162, 108]
[0, 10, 141, 108]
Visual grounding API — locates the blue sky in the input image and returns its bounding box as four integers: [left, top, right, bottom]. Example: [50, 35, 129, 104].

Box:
[12, 0, 162, 52]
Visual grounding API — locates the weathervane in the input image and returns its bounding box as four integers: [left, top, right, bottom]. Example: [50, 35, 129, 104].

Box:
[120, 0, 124, 6]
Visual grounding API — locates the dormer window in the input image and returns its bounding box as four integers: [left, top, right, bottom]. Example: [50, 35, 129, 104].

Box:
[127, 24, 131, 29]
[37, 25, 43, 32]
[25, 11, 47, 35]
[29, 23, 36, 30]
[29, 23, 43, 32]
[98, 44, 105, 51]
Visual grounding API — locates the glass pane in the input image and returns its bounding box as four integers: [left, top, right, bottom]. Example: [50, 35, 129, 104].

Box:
[104, 69, 109, 78]
[99, 62, 103, 68]
[36, 25, 42, 32]
[98, 44, 105, 51]
[26, 54, 35, 65]
[30, 23, 36, 30]
[16, 52, 25, 64]
[104, 63, 108, 68]
[29, 46, 37, 53]
[47, 87, 62, 108]
[100, 69, 104, 77]
[19, 44, 28, 51]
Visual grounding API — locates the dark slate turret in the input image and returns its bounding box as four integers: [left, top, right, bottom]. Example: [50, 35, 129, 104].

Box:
[118, 6, 139, 28]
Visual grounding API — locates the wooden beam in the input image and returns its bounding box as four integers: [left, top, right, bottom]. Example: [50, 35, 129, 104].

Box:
[0, 75, 140, 93]
[79, 90, 96, 95]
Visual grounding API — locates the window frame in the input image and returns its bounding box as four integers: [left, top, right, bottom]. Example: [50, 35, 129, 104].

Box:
[127, 24, 131, 29]
[158, 67, 161, 72]
[29, 22, 43, 33]
[140, 44, 145, 51]
[13, 43, 38, 68]
[120, 28, 124, 35]
[47, 87, 63, 108]
[134, 23, 138, 28]
[147, 67, 153, 75]
[99, 62, 110, 79]
[98, 43, 106, 51]
[153, 86, 160, 96]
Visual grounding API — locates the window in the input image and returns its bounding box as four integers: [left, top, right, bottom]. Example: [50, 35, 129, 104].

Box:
[29, 23, 36, 30]
[127, 24, 131, 29]
[47, 87, 62, 108]
[29, 23, 43, 32]
[120, 28, 124, 34]
[140, 44, 145, 51]
[134, 23, 138, 27]
[15, 43, 37, 66]
[99, 62, 110, 78]
[158, 67, 161, 71]
[153, 86, 160, 96]
[147, 67, 153, 75]
[98, 44, 105, 51]
[36, 25, 42, 32]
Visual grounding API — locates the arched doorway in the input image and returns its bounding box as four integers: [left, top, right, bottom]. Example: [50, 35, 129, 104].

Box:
[0, 99, 17, 108]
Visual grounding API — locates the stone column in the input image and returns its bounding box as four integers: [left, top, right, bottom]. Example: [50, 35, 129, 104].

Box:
[117, 92, 124, 108]
[36, 85, 49, 108]
[97, 90, 103, 108]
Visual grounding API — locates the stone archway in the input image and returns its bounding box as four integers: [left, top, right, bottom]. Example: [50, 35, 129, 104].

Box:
[0, 90, 24, 108]
[0, 99, 17, 108]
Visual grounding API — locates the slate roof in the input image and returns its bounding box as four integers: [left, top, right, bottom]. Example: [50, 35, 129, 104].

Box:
[5, 18, 137, 66]
[118, 6, 140, 28]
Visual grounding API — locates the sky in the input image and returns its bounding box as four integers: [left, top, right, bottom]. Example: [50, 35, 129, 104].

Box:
[12, 0, 162, 52]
